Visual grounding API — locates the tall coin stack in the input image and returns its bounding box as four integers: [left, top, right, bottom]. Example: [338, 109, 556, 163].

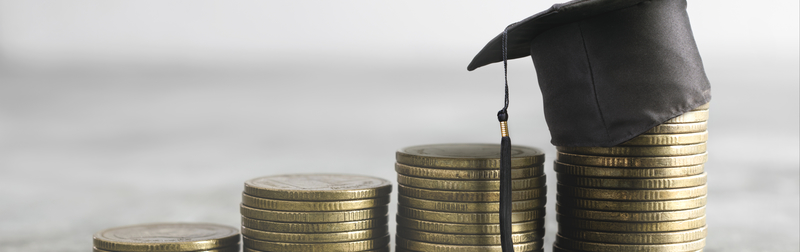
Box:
[394, 143, 547, 252]
[553, 103, 710, 252]
[93, 223, 241, 252]
[240, 174, 392, 252]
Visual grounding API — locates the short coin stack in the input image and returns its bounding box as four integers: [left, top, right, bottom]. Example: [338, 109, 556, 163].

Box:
[553, 103, 710, 252]
[93, 223, 240, 252]
[240, 174, 392, 252]
[394, 143, 547, 252]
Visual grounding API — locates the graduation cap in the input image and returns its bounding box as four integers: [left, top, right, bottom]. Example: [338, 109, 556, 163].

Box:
[467, 0, 711, 251]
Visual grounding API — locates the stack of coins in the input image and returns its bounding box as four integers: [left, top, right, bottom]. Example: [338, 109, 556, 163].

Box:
[240, 174, 392, 252]
[93, 223, 240, 252]
[394, 143, 547, 252]
[553, 103, 710, 252]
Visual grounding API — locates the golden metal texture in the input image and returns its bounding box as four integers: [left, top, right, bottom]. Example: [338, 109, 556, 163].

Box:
[692, 103, 710, 111]
[553, 244, 703, 252]
[239, 204, 388, 222]
[396, 227, 543, 245]
[396, 215, 543, 234]
[242, 234, 390, 252]
[240, 225, 388, 243]
[556, 172, 707, 189]
[500, 121, 509, 137]
[396, 236, 542, 252]
[620, 131, 708, 146]
[396, 143, 545, 169]
[93, 246, 240, 252]
[557, 195, 707, 211]
[557, 214, 706, 232]
[398, 195, 546, 213]
[556, 143, 706, 157]
[664, 110, 709, 124]
[397, 205, 544, 224]
[645, 122, 707, 134]
[241, 215, 387, 233]
[395, 162, 544, 180]
[553, 161, 705, 178]
[398, 184, 546, 202]
[556, 204, 706, 222]
[556, 184, 707, 201]
[243, 174, 392, 201]
[241, 193, 390, 211]
[558, 226, 707, 244]
[557, 152, 707, 167]
[244, 247, 389, 252]
[398, 174, 546, 191]
[93, 223, 240, 252]
[555, 235, 705, 252]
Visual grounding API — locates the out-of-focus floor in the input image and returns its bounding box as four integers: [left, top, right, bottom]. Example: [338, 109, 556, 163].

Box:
[0, 54, 797, 251]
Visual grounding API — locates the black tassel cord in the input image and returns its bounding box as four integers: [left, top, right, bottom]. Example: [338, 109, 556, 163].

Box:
[497, 25, 513, 252]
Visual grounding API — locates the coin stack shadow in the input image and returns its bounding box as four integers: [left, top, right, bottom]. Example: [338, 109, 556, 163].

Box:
[394, 143, 547, 252]
[92, 223, 241, 252]
[553, 103, 710, 252]
[239, 174, 392, 252]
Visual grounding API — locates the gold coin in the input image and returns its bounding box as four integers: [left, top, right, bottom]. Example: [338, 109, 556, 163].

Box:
[558, 214, 706, 232]
[553, 161, 704, 178]
[240, 204, 388, 222]
[556, 143, 706, 157]
[558, 226, 707, 244]
[398, 174, 546, 191]
[93, 246, 240, 252]
[398, 184, 546, 202]
[240, 225, 388, 243]
[553, 244, 704, 252]
[556, 204, 706, 222]
[557, 184, 707, 200]
[621, 131, 708, 146]
[665, 110, 709, 123]
[243, 174, 391, 201]
[242, 216, 387, 233]
[396, 143, 545, 169]
[396, 236, 542, 252]
[395, 162, 544, 180]
[557, 152, 707, 167]
[93, 223, 239, 252]
[557, 195, 707, 211]
[646, 122, 707, 134]
[555, 234, 705, 252]
[396, 227, 543, 245]
[396, 215, 543, 234]
[397, 205, 544, 224]
[398, 195, 546, 212]
[245, 247, 389, 252]
[241, 193, 390, 211]
[692, 103, 710, 111]
[243, 234, 389, 252]
[556, 173, 707, 189]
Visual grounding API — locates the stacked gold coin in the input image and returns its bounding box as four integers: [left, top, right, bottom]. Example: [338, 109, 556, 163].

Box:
[240, 174, 392, 252]
[394, 143, 547, 252]
[92, 223, 241, 252]
[553, 103, 710, 252]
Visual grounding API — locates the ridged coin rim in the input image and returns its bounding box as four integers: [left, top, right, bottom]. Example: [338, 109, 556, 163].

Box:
[398, 194, 546, 212]
[396, 143, 545, 169]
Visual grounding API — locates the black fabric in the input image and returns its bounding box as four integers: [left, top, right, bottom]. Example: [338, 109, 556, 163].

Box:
[499, 136, 513, 251]
[468, 0, 711, 147]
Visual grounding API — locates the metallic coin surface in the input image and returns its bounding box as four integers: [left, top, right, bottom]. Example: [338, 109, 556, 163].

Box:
[93, 223, 240, 252]
[555, 235, 705, 252]
[243, 234, 390, 252]
[398, 184, 546, 202]
[556, 204, 706, 222]
[664, 110, 709, 124]
[396, 227, 543, 245]
[396, 236, 542, 252]
[557, 214, 706, 232]
[244, 174, 391, 201]
[397, 205, 545, 224]
[646, 122, 708, 134]
[93, 246, 240, 252]
[241, 216, 387, 233]
[692, 103, 710, 110]
[621, 131, 708, 146]
[553, 161, 705, 178]
[396, 143, 545, 169]
[395, 162, 543, 180]
[553, 244, 704, 252]
[240, 204, 388, 222]
[557, 152, 707, 167]
[558, 226, 707, 244]
[245, 247, 390, 252]
[242, 193, 390, 211]
[396, 215, 543, 234]
[557, 195, 707, 211]
[398, 195, 546, 212]
[557, 143, 706, 157]
[556, 173, 707, 189]
[398, 174, 546, 191]
[240, 225, 388, 243]
[557, 184, 707, 201]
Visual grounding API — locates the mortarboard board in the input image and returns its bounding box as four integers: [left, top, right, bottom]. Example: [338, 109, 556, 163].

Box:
[466, 0, 711, 251]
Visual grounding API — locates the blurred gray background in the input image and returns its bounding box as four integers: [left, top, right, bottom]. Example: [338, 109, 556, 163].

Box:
[0, 1, 797, 251]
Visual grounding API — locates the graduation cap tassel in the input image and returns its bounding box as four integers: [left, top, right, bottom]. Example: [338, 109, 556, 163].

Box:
[497, 25, 513, 252]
